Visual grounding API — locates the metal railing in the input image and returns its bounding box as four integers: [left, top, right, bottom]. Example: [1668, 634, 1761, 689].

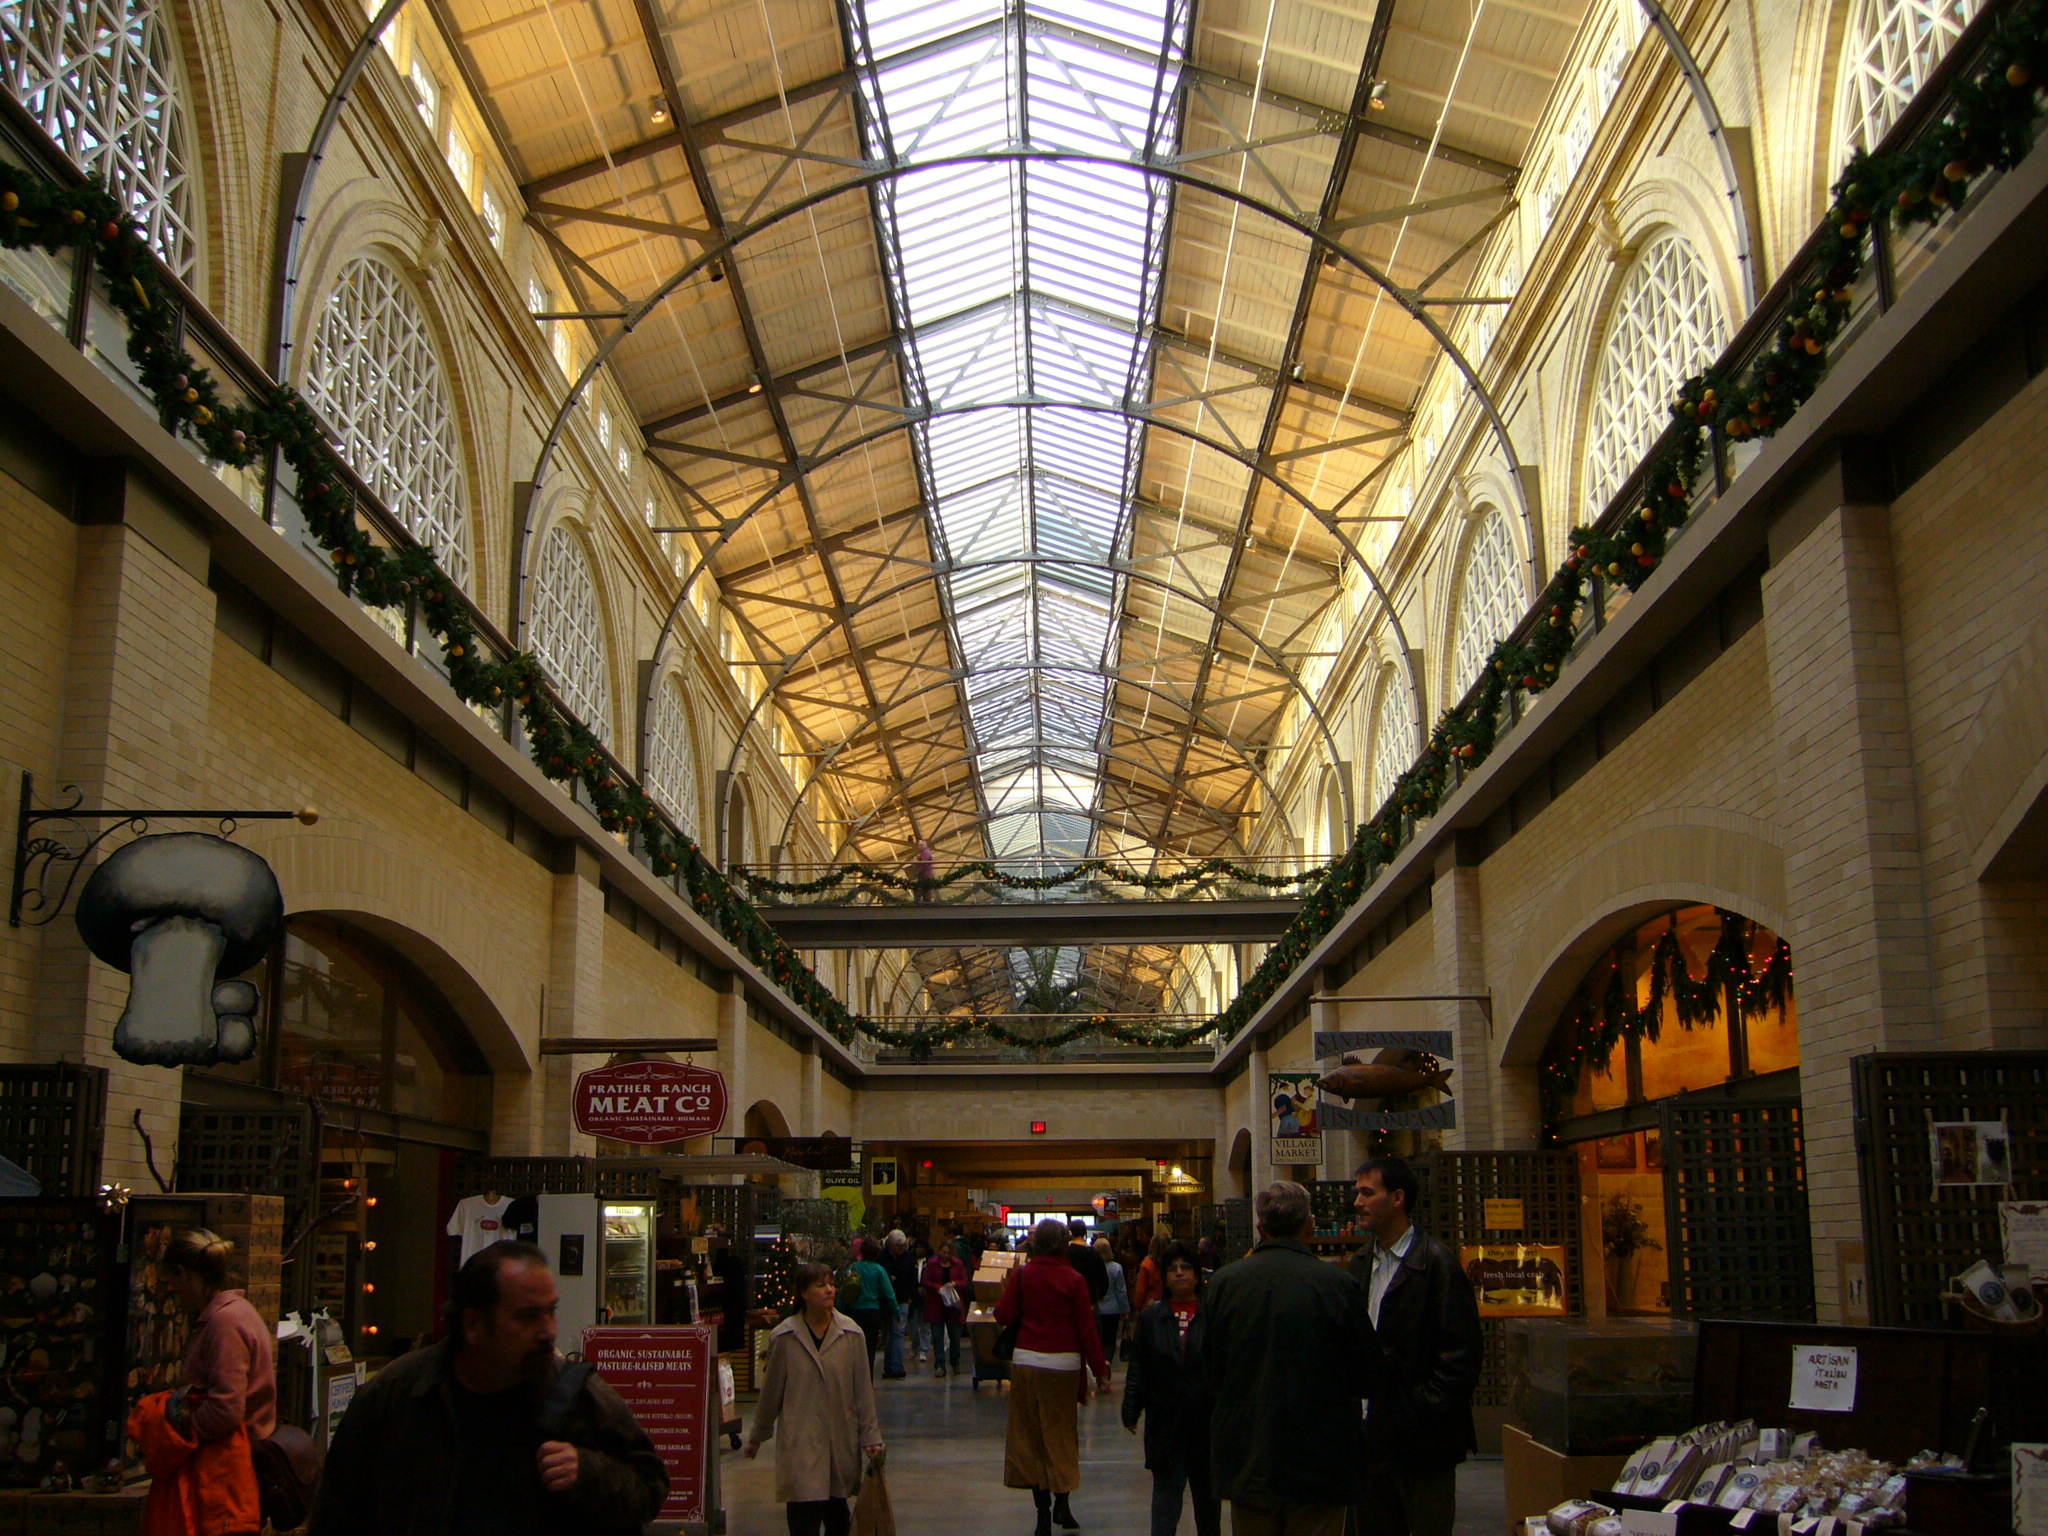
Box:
[742, 854, 1324, 908]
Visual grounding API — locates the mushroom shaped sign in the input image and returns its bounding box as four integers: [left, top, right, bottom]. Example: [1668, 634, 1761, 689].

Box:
[75, 832, 283, 1067]
[574, 1062, 728, 1144]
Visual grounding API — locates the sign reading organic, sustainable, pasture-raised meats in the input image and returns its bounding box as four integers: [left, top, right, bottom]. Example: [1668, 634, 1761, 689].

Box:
[573, 1061, 727, 1143]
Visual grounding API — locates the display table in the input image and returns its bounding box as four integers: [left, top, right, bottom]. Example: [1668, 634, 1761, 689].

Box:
[0, 1489, 148, 1535]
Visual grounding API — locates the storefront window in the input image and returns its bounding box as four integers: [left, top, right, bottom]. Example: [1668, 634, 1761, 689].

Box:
[1541, 904, 1797, 1316]
[271, 916, 492, 1129]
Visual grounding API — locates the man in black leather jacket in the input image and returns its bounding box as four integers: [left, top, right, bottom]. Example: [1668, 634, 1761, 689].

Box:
[1347, 1157, 1483, 1536]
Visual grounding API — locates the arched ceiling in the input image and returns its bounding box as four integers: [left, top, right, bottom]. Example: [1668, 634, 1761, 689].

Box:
[437, 0, 1589, 1007]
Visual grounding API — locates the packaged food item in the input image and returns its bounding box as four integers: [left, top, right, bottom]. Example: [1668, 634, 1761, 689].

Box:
[1637, 1444, 1703, 1500]
[1546, 1500, 1615, 1536]
[1617, 1439, 1676, 1495]
[1758, 1429, 1790, 1460]
[1689, 1463, 1733, 1505]
[1956, 1261, 2023, 1322]
[1718, 1468, 1764, 1510]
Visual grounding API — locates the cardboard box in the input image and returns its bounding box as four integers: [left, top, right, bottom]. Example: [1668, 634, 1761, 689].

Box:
[1503, 1423, 1632, 1536]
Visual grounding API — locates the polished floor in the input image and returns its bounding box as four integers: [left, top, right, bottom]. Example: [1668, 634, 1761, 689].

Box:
[719, 1354, 1506, 1536]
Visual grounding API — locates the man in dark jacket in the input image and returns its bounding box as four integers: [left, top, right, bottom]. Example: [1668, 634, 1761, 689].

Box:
[1203, 1181, 1380, 1536]
[308, 1242, 668, 1536]
[1066, 1218, 1110, 1304]
[1348, 1157, 1484, 1536]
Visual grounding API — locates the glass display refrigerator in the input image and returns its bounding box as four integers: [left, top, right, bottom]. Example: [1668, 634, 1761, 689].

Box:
[601, 1201, 656, 1325]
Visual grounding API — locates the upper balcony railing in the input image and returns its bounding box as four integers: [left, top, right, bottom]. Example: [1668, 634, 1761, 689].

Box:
[737, 854, 1326, 909]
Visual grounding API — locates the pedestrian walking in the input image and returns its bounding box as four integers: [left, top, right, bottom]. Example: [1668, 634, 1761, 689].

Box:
[1121, 1240, 1220, 1536]
[879, 1231, 919, 1379]
[995, 1218, 1112, 1536]
[1065, 1219, 1109, 1305]
[746, 1262, 885, 1536]
[307, 1242, 666, 1535]
[1203, 1181, 1380, 1536]
[1092, 1236, 1129, 1368]
[841, 1238, 896, 1377]
[920, 1244, 970, 1377]
[913, 839, 936, 902]
[908, 1238, 933, 1364]
[1349, 1157, 1483, 1536]
[129, 1228, 277, 1535]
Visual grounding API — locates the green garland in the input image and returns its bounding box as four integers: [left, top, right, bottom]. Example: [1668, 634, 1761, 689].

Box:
[861, 1012, 1223, 1061]
[1204, 1, 2048, 1047]
[5, 0, 2038, 1058]
[732, 856, 1328, 897]
[1537, 912, 1794, 1132]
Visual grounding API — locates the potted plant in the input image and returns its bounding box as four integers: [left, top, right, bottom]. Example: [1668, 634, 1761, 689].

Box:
[1602, 1194, 1661, 1311]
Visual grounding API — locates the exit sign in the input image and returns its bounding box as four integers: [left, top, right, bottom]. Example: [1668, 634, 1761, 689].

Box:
[1030, 1121, 1047, 1135]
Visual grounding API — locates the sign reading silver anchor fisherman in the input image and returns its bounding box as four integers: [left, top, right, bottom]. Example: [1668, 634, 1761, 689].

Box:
[1313, 1028, 1458, 1130]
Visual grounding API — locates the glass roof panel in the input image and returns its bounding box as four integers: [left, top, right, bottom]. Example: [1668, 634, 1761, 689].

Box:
[858, 0, 1185, 864]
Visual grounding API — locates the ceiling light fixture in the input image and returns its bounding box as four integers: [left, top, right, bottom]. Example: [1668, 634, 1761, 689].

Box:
[1368, 80, 1390, 110]
[649, 97, 670, 125]
[747, 374, 762, 395]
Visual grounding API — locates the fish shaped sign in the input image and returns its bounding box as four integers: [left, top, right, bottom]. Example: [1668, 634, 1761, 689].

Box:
[574, 1061, 728, 1143]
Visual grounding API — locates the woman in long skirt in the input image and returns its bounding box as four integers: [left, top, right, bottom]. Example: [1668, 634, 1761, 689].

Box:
[747, 1262, 885, 1536]
[994, 1219, 1111, 1536]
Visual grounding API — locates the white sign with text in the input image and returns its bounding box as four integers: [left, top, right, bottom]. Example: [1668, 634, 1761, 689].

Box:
[1788, 1344, 1858, 1412]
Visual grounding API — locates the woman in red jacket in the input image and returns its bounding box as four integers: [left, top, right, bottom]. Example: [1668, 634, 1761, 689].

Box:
[920, 1246, 970, 1378]
[994, 1220, 1111, 1536]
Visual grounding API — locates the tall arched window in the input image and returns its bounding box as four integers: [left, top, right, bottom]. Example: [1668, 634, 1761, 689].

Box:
[1450, 510, 1523, 702]
[1368, 667, 1417, 816]
[530, 525, 611, 742]
[1836, 0, 1980, 154]
[646, 673, 700, 837]
[1583, 233, 1729, 517]
[0, 0, 196, 278]
[303, 257, 472, 590]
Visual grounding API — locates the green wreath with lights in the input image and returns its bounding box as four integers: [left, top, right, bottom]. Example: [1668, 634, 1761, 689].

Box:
[731, 856, 1327, 896]
[1, 0, 2038, 1055]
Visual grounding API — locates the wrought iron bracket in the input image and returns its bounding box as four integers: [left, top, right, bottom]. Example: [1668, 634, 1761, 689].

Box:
[9, 771, 318, 928]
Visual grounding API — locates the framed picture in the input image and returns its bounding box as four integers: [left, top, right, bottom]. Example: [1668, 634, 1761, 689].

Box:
[1594, 1134, 1638, 1171]
[1644, 1130, 1662, 1170]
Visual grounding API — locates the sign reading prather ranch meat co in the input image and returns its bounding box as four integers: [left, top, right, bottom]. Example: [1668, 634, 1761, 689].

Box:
[573, 1062, 729, 1144]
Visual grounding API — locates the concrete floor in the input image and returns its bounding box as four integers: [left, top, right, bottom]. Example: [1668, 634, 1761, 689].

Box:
[720, 1362, 1505, 1536]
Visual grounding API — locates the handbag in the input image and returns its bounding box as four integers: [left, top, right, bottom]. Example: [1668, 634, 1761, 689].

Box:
[251, 1425, 324, 1531]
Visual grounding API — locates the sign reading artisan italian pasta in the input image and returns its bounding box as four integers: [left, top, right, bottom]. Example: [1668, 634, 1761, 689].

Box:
[573, 1061, 727, 1143]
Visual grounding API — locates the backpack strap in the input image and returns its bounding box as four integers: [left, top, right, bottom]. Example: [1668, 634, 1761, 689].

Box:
[537, 1359, 596, 1437]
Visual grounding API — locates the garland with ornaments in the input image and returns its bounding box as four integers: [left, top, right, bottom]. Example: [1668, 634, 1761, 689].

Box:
[732, 856, 1327, 897]
[0, 0, 2037, 1058]
[1204, 0, 2048, 1046]
[1537, 912, 1793, 1134]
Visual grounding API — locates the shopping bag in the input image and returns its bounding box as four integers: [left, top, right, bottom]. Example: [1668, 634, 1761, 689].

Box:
[855, 1463, 896, 1536]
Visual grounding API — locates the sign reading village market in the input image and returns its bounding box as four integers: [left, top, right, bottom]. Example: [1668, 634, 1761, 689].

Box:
[573, 1061, 728, 1144]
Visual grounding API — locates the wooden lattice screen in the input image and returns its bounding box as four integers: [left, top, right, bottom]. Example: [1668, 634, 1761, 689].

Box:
[1412, 1150, 1584, 1409]
[174, 1102, 319, 1308]
[1852, 1051, 2048, 1326]
[0, 1062, 106, 1194]
[1659, 1099, 1813, 1321]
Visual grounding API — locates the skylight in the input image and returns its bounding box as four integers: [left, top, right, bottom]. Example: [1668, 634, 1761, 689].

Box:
[854, 0, 1187, 865]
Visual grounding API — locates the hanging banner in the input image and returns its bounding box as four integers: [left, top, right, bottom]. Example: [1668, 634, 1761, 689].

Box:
[583, 1324, 716, 1523]
[1461, 1244, 1568, 1318]
[1320, 1100, 1457, 1131]
[1269, 1071, 1323, 1164]
[573, 1061, 728, 1144]
[1314, 1030, 1454, 1058]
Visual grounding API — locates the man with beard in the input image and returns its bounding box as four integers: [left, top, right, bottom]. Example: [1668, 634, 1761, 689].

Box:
[308, 1242, 667, 1535]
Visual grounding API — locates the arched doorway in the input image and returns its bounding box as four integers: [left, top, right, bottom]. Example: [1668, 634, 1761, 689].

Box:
[1538, 905, 1805, 1320]
[188, 914, 496, 1354]
[1228, 1128, 1252, 1198]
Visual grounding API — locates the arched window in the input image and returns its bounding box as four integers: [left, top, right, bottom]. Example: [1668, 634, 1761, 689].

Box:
[646, 672, 700, 837]
[303, 257, 472, 590]
[1368, 667, 1417, 816]
[1836, 0, 1981, 154]
[1583, 233, 1728, 517]
[1450, 510, 1523, 702]
[530, 524, 611, 742]
[0, 0, 196, 278]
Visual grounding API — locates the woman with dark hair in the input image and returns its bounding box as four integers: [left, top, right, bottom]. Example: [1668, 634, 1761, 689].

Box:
[840, 1238, 896, 1377]
[919, 1241, 970, 1378]
[995, 1219, 1111, 1536]
[1121, 1241, 1219, 1536]
[131, 1229, 276, 1534]
[747, 1261, 884, 1536]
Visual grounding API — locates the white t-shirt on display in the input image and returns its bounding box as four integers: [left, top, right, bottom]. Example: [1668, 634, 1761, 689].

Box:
[446, 1194, 515, 1264]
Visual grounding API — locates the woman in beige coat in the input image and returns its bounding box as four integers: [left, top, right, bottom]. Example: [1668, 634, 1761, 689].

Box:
[746, 1261, 885, 1536]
